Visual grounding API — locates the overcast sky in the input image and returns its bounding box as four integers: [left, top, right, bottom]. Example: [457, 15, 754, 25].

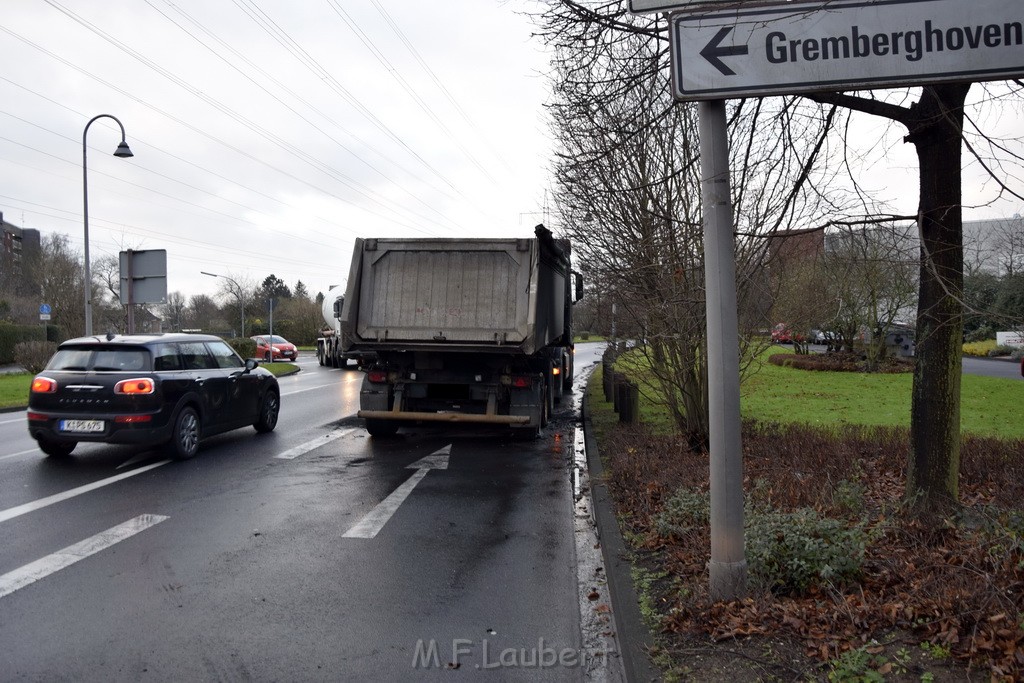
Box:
[1, 0, 554, 305]
[2, 1, 1021, 313]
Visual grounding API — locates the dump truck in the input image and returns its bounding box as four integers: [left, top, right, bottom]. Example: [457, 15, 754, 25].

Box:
[340, 225, 581, 437]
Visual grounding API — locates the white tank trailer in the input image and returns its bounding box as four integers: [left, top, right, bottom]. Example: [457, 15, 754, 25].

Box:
[340, 225, 582, 437]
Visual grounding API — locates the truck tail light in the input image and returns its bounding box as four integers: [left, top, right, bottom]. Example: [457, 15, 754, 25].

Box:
[552, 366, 561, 376]
[114, 378, 155, 395]
[367, 370, 388, 383]
[31, 377, 57, 393]
[511, 375, 533, 388]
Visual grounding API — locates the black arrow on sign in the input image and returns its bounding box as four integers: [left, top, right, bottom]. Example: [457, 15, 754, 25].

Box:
[700, 26, 748, 76]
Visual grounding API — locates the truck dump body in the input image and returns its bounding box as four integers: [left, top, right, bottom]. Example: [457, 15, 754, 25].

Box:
[343, 226, 578, 438]
[342, 235, 568, 355]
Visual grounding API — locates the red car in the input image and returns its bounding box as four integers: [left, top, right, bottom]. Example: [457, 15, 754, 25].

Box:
[252, 335, 298, 362]
[770, 323, 806, 344]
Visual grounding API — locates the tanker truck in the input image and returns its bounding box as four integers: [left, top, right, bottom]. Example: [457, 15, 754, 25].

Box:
[316, 286, 374, 368]
[340, 225, 581, 437]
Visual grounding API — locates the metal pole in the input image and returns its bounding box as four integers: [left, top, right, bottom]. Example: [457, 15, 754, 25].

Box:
[699, 99, 747, 601]
[82, 114, 133, 337]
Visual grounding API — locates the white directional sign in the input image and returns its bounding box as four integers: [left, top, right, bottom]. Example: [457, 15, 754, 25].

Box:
[670, 0, 1024, 101]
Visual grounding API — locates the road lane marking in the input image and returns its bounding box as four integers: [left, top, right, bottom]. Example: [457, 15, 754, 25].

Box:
[0, 514, 168, 599]
[280, 378, 360, 397]
[343, 445, 451, 539]
[0, 414, 26, 425]
[0, 448, 39, 462]
[274, 428, 355, 460]
[0, 460, 170, 524]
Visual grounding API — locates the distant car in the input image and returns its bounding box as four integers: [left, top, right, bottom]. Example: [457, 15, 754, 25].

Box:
[771, 323, 806, 344]
[252, 334, 298, 362]
[27, 333, 280, 460]
[811, 329, 835, 345]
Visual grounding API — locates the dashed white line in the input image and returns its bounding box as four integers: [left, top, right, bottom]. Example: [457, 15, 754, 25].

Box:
[0, 448, 40, 462]
[274, 428, 355, 460]
[0, 514, 168, 599]
[0, 460, 170, 524]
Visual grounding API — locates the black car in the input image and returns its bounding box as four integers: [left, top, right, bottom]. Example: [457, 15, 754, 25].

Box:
[27, 333, 280, 460]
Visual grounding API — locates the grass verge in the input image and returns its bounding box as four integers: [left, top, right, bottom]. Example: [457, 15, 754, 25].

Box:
[591, 357, 1024, 680]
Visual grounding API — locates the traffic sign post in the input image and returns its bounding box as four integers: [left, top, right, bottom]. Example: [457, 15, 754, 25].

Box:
[669, 0, 1024, 101]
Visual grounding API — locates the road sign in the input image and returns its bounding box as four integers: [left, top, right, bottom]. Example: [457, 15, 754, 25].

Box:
[669, 0, 1024, 101]
[39, 304, 51, 315]
[119, 249, 167, 304]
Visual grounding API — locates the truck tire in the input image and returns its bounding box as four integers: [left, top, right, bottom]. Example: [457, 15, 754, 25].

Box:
[366, 419, 399, 437]
[317, 344, 325, 366]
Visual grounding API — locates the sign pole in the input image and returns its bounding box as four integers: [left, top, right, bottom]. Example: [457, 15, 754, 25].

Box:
[699, 99, 747, 601]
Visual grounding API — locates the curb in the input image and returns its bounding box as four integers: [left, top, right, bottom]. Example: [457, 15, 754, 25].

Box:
[582, 392, 661, 682]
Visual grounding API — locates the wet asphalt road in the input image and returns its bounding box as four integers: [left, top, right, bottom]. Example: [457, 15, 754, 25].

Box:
[0, 345, 609, 682]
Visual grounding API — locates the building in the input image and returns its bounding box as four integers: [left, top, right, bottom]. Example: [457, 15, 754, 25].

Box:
[0, 211, 42, 295]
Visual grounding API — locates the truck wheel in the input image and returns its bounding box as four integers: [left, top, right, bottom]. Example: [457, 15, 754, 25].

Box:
[318, 346, 325, 366]
[366, 419, 399, 437]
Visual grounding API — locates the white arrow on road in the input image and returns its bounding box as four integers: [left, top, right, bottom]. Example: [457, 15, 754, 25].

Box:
[342, 444, 451, 539]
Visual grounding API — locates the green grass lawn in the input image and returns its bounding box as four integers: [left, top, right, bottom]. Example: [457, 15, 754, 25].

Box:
[606, 348, 1024, 440]
[741, 353, 1024, 439]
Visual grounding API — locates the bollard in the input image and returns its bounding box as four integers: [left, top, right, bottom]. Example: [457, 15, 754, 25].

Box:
[619, 382, 639, 424]
[602, 360, 614, 402]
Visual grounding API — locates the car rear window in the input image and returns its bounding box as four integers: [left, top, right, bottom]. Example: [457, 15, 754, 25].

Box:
[46, 347, 151, 372]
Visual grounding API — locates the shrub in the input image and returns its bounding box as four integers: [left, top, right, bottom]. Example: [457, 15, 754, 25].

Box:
[15, 341, 57, 374]
[987, 345, 1015, 357]
[746, 506, 869, 595]
[226, 337, 257, 359]
[653, 487, 709, 539]
[963, 339, 997, 357]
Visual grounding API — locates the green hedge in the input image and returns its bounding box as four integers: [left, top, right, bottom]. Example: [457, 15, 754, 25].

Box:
[226, 337, 257, 359]
[0, 322, 58, 364]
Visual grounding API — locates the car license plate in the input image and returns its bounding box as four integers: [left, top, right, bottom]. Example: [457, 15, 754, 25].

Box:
[59, 419, 105, 433]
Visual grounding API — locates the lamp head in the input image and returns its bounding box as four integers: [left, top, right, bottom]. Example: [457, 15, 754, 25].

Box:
[113, 141, 134, 158]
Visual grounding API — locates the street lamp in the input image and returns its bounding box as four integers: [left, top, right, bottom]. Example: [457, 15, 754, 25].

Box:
[83, 114, 133, 336]
[201, 271, 245, 337]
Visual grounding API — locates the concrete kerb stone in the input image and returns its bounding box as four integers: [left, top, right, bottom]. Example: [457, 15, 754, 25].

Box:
[582, 391, 661, 682]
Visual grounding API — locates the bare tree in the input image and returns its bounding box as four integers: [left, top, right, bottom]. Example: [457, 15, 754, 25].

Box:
[538, 2, 854, 447]
[533, 1, 1024, 517]
[160, 291, 187, 332]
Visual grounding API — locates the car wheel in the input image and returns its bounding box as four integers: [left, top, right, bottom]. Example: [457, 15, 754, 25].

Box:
[365, 419, 399, 437]
[254, 390, 280, 433]
[167, 406, 200, 460]
[37, 438, 76, 458]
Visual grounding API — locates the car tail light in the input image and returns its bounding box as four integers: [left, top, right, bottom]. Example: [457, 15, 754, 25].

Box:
[27, 412, 48, 421]
[367, 370, 388, 383]
[114, 378, 155, 395]
[511, 375, 533, 388]
[552, 366, 561, 376]
[115, 415, 153, 424]
[31, 377, 57, 393]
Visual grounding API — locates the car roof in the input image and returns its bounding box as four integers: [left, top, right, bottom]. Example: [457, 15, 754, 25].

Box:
[58, 332, 228, 348]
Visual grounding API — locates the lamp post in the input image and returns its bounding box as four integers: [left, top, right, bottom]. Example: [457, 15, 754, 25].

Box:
[83, 115, 133, 336]
[201, 271, 245, 338]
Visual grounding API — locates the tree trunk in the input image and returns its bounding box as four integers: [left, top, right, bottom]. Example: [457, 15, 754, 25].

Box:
[906, 83, 970, 516]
